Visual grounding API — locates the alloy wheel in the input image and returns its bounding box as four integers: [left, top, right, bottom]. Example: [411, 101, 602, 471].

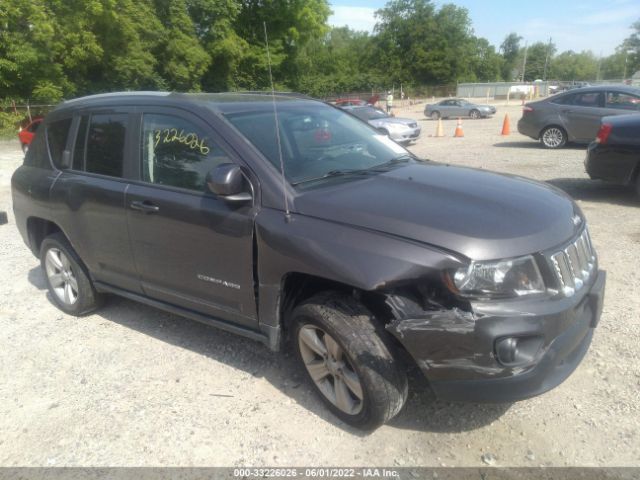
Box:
[298, 325, 364, 415]
[45, 248, 78, 305]
[542, 127, 565, 148]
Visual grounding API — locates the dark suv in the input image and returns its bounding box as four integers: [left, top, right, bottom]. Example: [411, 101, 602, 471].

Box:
[12, 92, 606, 430]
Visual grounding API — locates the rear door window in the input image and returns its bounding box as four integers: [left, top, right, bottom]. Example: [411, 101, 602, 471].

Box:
[47, 118, 72, 169]
[85, 114, 127, 177]
[572, 92, 604, 108]
[141, 113, 230, 192]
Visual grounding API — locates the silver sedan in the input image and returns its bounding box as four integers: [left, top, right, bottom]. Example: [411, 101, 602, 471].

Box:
[342, 106, 421, 144]
[424, 98, 496, 120]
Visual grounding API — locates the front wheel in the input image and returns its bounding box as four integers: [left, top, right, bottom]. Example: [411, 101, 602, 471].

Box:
[40, 233, 103, 315]
[293, 292, 408, 430]
[540, 126, 567, 148]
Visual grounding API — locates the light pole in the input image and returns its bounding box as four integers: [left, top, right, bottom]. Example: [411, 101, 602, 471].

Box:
[623, 49, 634, 82]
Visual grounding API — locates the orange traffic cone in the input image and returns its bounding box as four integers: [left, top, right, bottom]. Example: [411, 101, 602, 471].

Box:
[501, 113, 510, 136]
[435, 118, 444, 137]
[454, 118, 464, 138]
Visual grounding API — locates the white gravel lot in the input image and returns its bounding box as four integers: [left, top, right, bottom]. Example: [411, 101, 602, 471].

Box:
[0, 101, 638, 467]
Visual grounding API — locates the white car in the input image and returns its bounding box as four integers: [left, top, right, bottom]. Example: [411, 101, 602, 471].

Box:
[343, 106, 421, 144]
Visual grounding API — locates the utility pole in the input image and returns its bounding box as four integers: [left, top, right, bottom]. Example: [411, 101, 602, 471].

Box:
[521, 41, 528, 82]
[543, 37, 552, 81]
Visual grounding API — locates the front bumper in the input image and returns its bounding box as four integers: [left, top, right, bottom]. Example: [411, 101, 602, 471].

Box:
[389, 126, 421, 143]
[387, 270, 606, 403]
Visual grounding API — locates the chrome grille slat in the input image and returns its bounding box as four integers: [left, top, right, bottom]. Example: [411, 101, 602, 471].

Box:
[548, 228, 596, 298]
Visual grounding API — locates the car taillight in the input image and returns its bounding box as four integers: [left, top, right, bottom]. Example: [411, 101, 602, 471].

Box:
[522, 105, 534, 113]
[595, 123, 612, 144]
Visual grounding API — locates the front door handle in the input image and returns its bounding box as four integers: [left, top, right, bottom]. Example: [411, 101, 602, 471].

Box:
[130, 200, 159, 213]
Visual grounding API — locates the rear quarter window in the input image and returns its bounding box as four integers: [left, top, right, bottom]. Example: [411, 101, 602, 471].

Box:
[23, 129, 50, 169]
[47, 118, 72, 169]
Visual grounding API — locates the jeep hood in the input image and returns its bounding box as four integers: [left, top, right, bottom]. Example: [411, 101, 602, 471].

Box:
[293, 162, 581, 261]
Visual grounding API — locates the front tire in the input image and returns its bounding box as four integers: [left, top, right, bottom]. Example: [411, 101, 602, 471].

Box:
[40, 233, 103, 315]
[540, 126, 567, 148]
[293, 292, 408, 430]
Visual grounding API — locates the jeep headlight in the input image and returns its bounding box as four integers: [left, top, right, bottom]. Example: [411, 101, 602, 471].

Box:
[452, 255, 545, 298]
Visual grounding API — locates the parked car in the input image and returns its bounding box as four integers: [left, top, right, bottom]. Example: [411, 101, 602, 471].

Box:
[12, 92, 605, 430]
[424, 99, 496, 120]
[342, 105, 421, 143]
[18, 117, 43, 154]
[518, 85, 640, 148]
[334, 98, 367, 107]
[585, 114, 640, 195]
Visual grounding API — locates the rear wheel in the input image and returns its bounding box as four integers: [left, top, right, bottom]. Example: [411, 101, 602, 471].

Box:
[293, 292, 408, 430]
[469, 109, 480, 119]
[40, 233, 103, 315]
[540, 126, 567, 148]
[430, 111, 440, 120]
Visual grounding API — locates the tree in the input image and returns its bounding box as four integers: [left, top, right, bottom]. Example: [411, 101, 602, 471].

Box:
[550, 51, 598, 81]
[519, 41, 555, 81]
[373, 0, 479, 85]
[499, 32, 522, 80]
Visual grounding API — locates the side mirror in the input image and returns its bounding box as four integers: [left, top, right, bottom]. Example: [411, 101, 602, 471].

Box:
[206, 163, 252, 202]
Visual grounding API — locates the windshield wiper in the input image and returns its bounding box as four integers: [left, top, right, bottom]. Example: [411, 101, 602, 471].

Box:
[291, 168, 376, 186]
[367, 154, 415, 171]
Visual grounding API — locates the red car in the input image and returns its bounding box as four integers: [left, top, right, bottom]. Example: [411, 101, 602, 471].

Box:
[18, 117, 43, 154]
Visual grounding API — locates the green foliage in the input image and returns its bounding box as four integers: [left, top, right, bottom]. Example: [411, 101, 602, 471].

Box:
[550, 51, 598, 81]
[0, 1, 638, 103]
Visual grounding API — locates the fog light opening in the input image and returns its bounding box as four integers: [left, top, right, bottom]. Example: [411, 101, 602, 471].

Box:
[495, 336, 543, 367]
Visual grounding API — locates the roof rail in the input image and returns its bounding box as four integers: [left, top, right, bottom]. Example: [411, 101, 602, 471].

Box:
[223, 91, 318, 100]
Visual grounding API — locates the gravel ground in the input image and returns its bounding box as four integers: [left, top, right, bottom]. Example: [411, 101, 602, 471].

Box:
[0, 101, 639, 467]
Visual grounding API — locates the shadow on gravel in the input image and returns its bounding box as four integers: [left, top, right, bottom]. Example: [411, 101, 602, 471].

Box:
[493, 141, 586, 150]
[547, 178, 638, 206]
[388, 367, 511, 433]
[28, 266, 511, 435]
[28, 266, 47, 289]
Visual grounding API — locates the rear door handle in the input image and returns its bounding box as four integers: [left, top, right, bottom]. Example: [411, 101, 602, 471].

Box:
[130, 200, 159, 213]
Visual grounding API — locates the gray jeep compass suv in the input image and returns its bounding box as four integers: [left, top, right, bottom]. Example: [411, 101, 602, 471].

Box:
[12, 92, 606, 430]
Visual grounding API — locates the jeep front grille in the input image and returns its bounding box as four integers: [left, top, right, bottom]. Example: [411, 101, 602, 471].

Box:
[549, 228, 596, 297]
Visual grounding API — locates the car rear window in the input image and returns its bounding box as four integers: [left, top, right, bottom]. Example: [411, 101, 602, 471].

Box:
[85, 114, 127, 177]
[47, 118, 72, 169]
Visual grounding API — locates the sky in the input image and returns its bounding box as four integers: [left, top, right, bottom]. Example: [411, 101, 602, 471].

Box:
[329, 0, 640, 56]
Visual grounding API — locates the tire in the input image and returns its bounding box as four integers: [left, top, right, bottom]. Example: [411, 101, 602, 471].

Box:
[21, 143, 28, 155]
[469, 109, 480, 119]
[40, 232, 103, 315]
[540, 126, 567, 149]
[293, 292, 408, 430]
[430, 111, 440, 120]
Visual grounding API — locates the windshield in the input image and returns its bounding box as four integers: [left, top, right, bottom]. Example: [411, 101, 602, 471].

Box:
[225, 103, 412, 186]
[351, 107, 388, 121]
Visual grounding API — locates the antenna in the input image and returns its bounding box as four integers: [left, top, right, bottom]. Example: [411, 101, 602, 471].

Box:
[263, 21, 291, 221]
